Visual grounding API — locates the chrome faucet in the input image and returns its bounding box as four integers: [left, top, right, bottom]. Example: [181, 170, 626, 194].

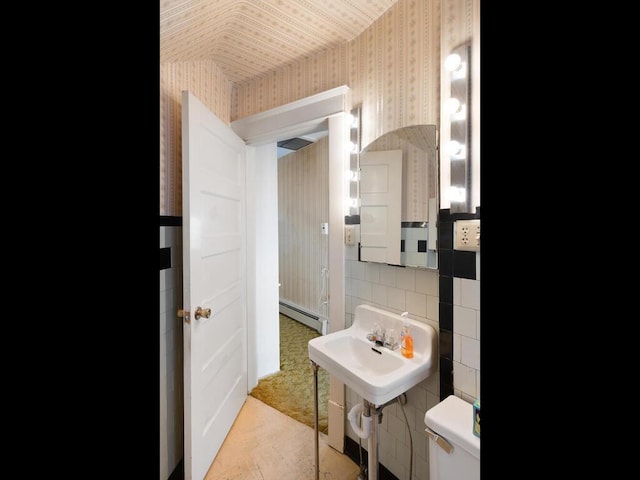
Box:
[366, 324, 399, 351]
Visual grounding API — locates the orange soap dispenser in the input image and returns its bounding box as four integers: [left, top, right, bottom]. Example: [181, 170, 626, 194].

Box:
[400, 312, 414, 358]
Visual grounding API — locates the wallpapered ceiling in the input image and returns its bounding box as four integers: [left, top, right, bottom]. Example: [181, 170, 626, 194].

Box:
[160, 0, 400, 84]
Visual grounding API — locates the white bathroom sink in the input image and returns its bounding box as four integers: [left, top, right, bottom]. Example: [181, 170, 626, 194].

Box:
[308, 304, 438, 405]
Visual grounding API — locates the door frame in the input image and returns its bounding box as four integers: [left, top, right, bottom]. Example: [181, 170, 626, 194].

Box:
[231, 85, 349, 450]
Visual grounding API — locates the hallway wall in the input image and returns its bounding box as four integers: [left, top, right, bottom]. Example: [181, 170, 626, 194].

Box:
[277, 137, 330, 321]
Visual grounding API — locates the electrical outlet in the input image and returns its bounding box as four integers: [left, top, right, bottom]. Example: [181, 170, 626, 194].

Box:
[454, 219, 480, 251]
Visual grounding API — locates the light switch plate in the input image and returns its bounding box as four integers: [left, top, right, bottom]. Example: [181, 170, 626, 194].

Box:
[345, 225, 355, 246]
[454, 219, 480, 251]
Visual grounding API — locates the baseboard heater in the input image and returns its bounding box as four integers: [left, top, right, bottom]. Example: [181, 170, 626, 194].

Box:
[279, 300, 328, 335]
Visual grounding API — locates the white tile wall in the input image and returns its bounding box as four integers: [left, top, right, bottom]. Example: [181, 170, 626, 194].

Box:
[345, 224, 440, 480]
[452, 255, 481, 402]
[453, 362, 477, 400]
[425, 295, 439, 326]
[160, 225, 183, 480]
[460, 336, 480, 370]
[379, 264, 398, 287]
[415, 269, 438, 296]
[396, 268, 416, 291]
[363, 262, 380, 283]
[406, 291, 427, 318]
[459, 277, 480, 310]
[346, 222, 481, 478]
[387, 287, 406, 311]
[454, 305, 477, 337]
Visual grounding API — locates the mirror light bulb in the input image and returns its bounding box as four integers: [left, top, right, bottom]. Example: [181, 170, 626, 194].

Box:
[345, 198, 359, 209]
[345, 170, 358, 182]
[451, 103, 466, 121]
[450, 62, 467, 80]
[448, 186, 466, 203]
[444, 98, 461, 114]
[444, 53, 462, 72]
[445, 99, 467, 122]
[444, 140, 463, 156]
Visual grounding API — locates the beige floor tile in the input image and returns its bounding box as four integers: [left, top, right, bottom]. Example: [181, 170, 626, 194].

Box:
[205, 396, 362, 480]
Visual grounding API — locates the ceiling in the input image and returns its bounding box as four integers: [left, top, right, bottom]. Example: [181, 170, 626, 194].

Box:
[160, 0, 399, 85]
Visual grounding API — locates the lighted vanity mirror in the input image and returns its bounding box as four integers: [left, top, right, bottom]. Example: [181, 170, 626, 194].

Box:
[359, 124, 438, 269]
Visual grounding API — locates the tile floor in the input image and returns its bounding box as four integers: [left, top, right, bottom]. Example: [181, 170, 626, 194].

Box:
[204, 395, 362, 480]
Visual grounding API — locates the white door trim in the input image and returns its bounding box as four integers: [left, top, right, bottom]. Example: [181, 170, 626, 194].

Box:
[232, 87, 349, 452]
[230, 85, 349, 145]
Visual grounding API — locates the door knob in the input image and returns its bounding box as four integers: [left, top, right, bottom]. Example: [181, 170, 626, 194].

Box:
[194, 306, 211, 320]
[177, 307, 212, 323]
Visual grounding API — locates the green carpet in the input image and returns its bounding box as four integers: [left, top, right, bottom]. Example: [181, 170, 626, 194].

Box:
[250, 314, 330, 434]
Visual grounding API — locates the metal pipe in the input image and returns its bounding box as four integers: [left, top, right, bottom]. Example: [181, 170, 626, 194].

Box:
[361, 394, 406, 480]
[311, 360, 319, 480]
[362, 400, 378, 480]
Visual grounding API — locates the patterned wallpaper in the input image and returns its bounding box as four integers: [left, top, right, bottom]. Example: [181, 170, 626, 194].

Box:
[441, 0, 474, 54]
[347, 0, 440, 149]
[278, 137, 330, 319]
[160, 0, 441, 216]
[232, 44, 350, 121]
[160, 60, 234, 216]
[234, 0, 441, 149]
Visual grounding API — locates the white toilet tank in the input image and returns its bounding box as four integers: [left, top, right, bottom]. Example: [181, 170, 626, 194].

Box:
[424, 395, 480, 480]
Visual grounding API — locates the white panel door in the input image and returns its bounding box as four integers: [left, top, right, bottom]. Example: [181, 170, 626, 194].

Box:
[359, 149, 402, 265]
[181, 90, 248, 480]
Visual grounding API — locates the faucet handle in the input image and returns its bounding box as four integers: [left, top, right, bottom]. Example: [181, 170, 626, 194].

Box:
[384, 328, 399, 350]
[373, 322, 383, 340]
[367, 322, 381, 342]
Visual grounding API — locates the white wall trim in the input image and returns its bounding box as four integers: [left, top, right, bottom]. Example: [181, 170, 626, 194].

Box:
[231, 85, 348, 145]
[240, 87, 350, 414]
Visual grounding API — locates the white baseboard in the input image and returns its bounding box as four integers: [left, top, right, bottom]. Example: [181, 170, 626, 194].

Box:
[279, 300, 327, 334]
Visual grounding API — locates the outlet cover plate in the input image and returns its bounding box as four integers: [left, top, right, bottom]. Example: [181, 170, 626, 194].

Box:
[454, 219, 480, 251]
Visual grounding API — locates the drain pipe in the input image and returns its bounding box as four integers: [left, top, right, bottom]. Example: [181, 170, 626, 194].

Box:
[347, 402, 371, 439]
[347, 394, 407, 480]
[348, 399, 378, 479]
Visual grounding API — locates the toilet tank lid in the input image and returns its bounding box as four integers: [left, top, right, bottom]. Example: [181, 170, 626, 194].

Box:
[425, 395, 480, 459]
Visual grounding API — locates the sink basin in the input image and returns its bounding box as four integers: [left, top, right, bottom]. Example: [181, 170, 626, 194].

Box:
[308, 304, 438, 405]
